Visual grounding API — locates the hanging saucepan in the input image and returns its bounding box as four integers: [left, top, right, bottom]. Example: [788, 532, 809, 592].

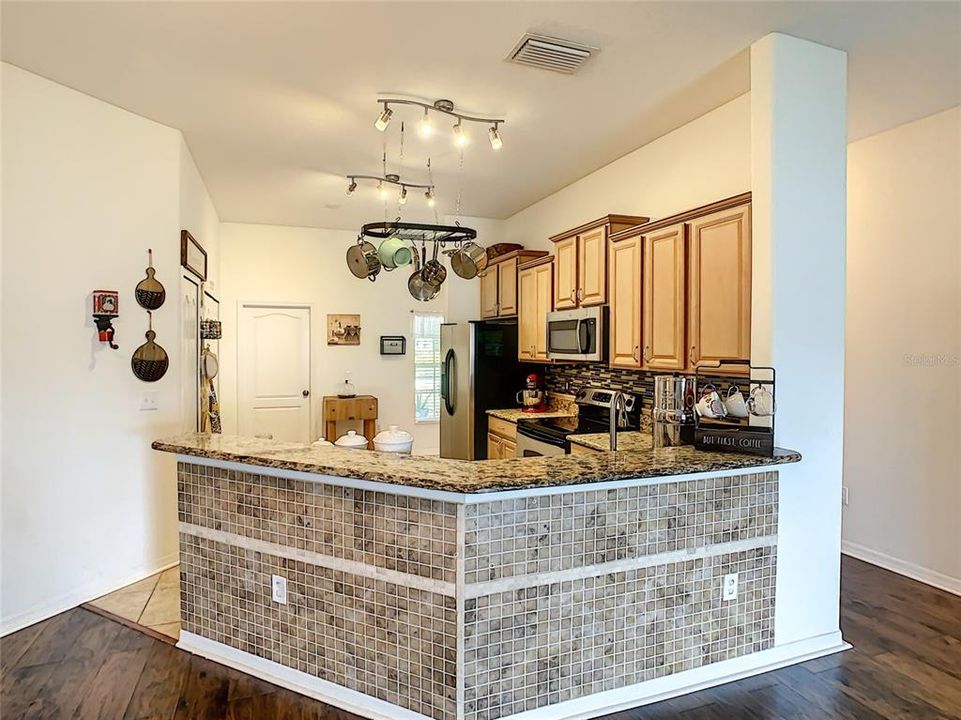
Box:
[422, 241, 447, 290]
[451, 241, 488, 280]
[135, 249, 166, 310]
[346, 240, 381, 282]
[408, 244, 438, 302]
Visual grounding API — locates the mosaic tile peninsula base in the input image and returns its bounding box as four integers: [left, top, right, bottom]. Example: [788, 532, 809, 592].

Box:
[172, 452, 784, 720]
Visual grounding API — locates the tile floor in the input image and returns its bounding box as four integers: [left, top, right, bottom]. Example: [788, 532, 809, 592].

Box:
[87, 565, 181, 640]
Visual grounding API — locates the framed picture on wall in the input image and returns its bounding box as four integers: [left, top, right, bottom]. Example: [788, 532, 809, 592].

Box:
[180, 230, 207, 281]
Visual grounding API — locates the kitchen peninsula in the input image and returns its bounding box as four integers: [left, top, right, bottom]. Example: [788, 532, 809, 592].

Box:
[155, 433, 799, 720]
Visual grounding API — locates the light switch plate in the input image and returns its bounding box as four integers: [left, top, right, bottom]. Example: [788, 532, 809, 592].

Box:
[140, 392, 159, 411]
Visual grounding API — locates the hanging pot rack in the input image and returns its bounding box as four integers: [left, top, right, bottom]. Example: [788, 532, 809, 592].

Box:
[358, 221, 477, 245]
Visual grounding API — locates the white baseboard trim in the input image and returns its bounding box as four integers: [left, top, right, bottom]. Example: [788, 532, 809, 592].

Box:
[178, 630, 848, 720]
[842, 541, 961, 596]
[178, 631, 432, 720]
[0, 552, 180, 637]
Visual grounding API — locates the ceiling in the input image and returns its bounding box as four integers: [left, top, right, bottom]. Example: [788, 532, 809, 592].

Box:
[2, 2, 959, 230]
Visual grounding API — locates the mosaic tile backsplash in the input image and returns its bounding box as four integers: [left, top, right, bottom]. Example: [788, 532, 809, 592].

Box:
[544, 364, 672, 407]
[463, 548, 776, 720]
[464, 472, 778, 583]
[180, 533, 457, 720]
[177, 463, 779, 720]
[178, 463, 458, 582]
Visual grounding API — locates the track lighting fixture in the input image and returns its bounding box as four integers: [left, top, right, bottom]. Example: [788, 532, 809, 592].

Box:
[374, 104, 393, 132]
[374, 98, 505, 151]
[488, 124, 503, 150]
[344, 174, 434, 206]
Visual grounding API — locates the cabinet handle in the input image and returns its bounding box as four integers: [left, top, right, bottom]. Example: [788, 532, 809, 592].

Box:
[577, 288, 583, 302]
[689, 346, 696, 365]
[643, 346, 652, 362]
[632, 345, 639, 361]
[570, 289, 576, 303]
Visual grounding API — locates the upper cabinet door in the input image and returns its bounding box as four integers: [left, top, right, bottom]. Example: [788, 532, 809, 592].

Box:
[533, 261, 553, 360]
[479, 267, 499, 318]
[497, 258, 518, 316]
[688, 204, 752, 369]
[517, 266, 537, 360]
[643, 223, 687, 370]
[553, 236, 578, 310]
[609, 236, 642, 368]
[577, 226, 607, 306]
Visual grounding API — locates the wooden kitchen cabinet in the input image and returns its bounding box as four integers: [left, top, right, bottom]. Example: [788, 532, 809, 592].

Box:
[609, 235, 642, 368]
[518, 256, 553, 362]
[642, 223, 687, 370]
[479, 250, 548, 319]
[487, 416, 518, 459]
[688, 203, 751, 370]
[551, 215, 649, 311]
[479, 266, 499, 318]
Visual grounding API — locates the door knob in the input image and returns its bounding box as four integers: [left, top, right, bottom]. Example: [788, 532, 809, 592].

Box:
[302, 390, 310, 397]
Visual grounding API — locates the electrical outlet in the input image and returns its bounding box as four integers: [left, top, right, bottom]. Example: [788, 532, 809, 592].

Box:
[841, 486, 849, 506]
[139, 392, 159, 411]
[271, 574, 288, 604]
[722, 573, 738, 601]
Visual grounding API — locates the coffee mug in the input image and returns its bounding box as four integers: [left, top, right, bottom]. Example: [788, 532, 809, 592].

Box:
[747, 385, 776, 417]
[723, 385, 750, 418]
[695, 385, 727, 419]
[377, 238, 413, 269]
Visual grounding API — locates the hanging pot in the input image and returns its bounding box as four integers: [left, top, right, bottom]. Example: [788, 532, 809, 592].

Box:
[408, 244, 438, 302]
[421, 241, 447, 289]
[135, 249, 166, 310]
[346, 241, 381, 281]
[451, 241, 488, 280]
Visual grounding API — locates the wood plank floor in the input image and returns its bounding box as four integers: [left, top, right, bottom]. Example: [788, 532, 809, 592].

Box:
[2, 555, 959, 719]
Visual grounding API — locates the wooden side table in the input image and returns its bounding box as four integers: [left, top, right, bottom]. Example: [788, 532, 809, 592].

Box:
[323, 395, 378, 449]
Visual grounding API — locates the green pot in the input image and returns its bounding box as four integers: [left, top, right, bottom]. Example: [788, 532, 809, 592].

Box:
[378, 238, 412, 269]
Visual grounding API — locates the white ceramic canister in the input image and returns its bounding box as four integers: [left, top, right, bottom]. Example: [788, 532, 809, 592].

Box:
[334, 430, 368, 450]
[372, 425, 414, 454]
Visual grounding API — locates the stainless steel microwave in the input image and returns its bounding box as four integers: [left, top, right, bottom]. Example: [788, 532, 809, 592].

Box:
[547, 306, 607, 362]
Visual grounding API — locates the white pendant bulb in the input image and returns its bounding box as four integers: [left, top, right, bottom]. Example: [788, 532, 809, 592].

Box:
[425, 188, 436, 207]
[488, 124, 503, 150]
[378, 181, 389, 200]
[453, 121, 468, 147]
[419, 108, 433, 138]
[399, 186, 408, 205]
[374, 105, 393, 132]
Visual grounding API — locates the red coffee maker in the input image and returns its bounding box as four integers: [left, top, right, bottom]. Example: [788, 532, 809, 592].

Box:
[516, 373, 547, 413]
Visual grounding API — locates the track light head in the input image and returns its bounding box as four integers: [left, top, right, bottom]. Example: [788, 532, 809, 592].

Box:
[399, 186, 408, 205]
[453, 121, 468, 148]
[378, 181, 389, 199]
[425, 188, 436, 207]
[346, 179, 358, 196]
[419, 108, 433, 138]
[488, 124, 503, 150]
[374, 105, 393, 132]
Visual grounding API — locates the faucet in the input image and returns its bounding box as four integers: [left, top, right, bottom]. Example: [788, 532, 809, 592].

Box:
[609, 391, 628, 452]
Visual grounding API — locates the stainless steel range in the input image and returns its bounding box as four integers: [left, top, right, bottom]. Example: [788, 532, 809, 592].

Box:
[515, 387, 640, 457]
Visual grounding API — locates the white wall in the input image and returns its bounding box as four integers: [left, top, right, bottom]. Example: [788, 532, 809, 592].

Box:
[843, 106, 961, 593]
[217, 223, 452, 453]
[0, 64, 218, 633]
[504, 94, 751, 248]
[179, 137, 221, 292]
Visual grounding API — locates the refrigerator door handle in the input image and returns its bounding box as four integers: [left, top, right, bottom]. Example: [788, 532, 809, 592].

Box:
[442, 348, 456, 416]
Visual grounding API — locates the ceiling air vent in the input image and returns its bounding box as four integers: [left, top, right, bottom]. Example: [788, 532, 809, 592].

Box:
[507, 33, 597, 75]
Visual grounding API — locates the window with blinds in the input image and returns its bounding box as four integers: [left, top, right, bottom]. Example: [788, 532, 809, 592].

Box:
[413, 313, 443, 422]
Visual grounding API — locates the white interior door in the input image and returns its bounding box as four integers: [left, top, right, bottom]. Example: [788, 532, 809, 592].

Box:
[238, 304, 311, 443]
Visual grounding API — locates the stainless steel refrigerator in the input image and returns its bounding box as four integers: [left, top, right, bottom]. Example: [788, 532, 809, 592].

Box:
[439, 321, 526, 460]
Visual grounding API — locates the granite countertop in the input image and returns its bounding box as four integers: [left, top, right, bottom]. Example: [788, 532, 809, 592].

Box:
[153, 433, 801, 494]
[568, 431, 653, 452]
[487, 408, 575, 423]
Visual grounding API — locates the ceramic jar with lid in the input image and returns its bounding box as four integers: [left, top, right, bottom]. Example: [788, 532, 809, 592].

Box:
[334, 430, 368, 450]
[372, 425, 414, 454]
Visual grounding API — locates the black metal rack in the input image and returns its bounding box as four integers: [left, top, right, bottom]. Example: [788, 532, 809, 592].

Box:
[358, 221, 477, 245]
[694, 358, 776, 457]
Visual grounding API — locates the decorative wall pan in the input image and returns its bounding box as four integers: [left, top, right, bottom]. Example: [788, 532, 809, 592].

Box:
[135, 249, 165, 310]
[131, 311, 169, 382]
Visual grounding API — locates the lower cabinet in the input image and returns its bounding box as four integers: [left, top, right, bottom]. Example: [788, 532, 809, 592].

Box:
[487, 416, 518, 459]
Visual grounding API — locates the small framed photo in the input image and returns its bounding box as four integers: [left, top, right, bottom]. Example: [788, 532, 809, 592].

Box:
[181, 230, 207, 281]
[380, 336, 406, 355]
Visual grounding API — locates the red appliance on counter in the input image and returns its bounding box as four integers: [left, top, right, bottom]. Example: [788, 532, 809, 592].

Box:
[516, 373, 548, 413]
